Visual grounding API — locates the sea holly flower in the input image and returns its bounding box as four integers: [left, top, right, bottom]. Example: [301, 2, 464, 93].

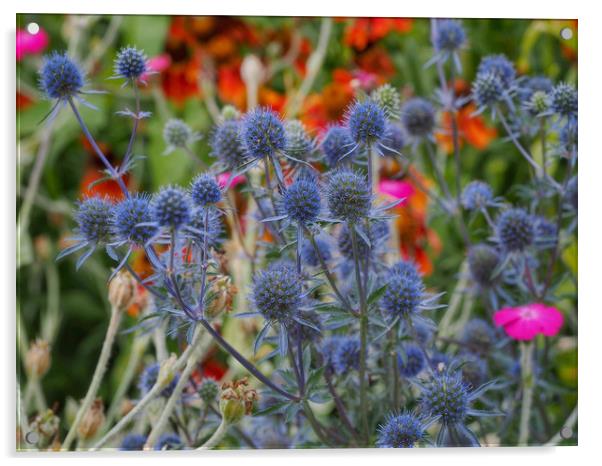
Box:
[417, 364, 500, 446]
[112, 46, 149, 83]
[401, 97, 436, 140]
[281, 176, 322, 225]
[284, 119, 315, 161]
[163, 118, 202, 155]
[428, 19, 466, 71]
[39, 52, 84, 101]
[461, 181, 494, 211]
[467, 244, 501, 289]
[477, 54, 516, 88]
[57, 196, 114, 269]
[320, 125, 358, 167]
[550, 82, 577, 120]
[346, 99, 387, 147]
[332, 336, 361, 374]
[324, 169, 371, 224]
[495, 208, 535, 253]
[397, 344, 426, 378]
[150, 186, 192, 231]
[493, 303, 564, 341]
[210, 119, 246, 169]
[376, 412, 430, 448]
[240, 107, 287, 160]
[190, 173, 222, 207]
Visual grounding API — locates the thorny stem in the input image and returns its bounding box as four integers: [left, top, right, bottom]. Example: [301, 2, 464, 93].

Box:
[120, 82, 141, 172]
[324, 371, 361, 444]
[67, 98, 129, 197]
[349, 225, 369, 445]
[305, 227, 356, 315]
[62, 305, 122, 450]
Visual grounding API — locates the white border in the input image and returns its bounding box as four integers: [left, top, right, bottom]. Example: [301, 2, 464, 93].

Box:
[4, 1, 601, 465]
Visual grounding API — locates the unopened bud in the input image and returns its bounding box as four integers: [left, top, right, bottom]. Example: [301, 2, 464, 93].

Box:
[240, 55, 264, 87]
[108, 271, 137, 311]
[25, 339, 51, 378]
[77, 398, 105, 440]
[205, 275, 238, 318]
[219, 378, 258, 424]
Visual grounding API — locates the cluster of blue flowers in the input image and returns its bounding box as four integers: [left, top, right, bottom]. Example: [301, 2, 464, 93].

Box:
[40, 15, 576, 449]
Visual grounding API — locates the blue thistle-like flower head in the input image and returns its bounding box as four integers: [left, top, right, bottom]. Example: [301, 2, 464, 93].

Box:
[39, 52, 84, 100]
[163, 119, 193, 149]
[461, 318, 495, 351]
[112, 194, 157, 245]
[467, 244, 500, 287]
[155, 433, 183, 451]
[477, 54, 516, 87]
[471, 72, 504, 109]
[241, 107, 287, 159]
[333, 336, 361, 374]
[251, 264, 303, 325]
[75, 197, 114, 244]
[461, 180, 493, 211]
[533, 215, 558, 249]
[300, 236, 332, 267]
[210, 120, 246, 169]
[282, 177, 321, 224]
[496, 208, 535, 252]
[398, 345, 425, 378]
[347, 99, 387, 145]
[381, 271, 425, 319]
[198, 378, 219, 403]
[389, 260, 422, 284]
[190, 173, 222, 207]
[325, 169, 371, 223]
[120, 433, 147, 451]
[550, 82, 577, 119]
[138, 363, 180, 398]
[321, 125, 357, 167]
[401, 98, 436, 138]
[376, 412, 426, 448]
[433, 19, 466, 52]
[151, 186, 192, 230]
[420, 369, 470, 424]
[114, 46, 148, 81]
[188, 207, 223, 246]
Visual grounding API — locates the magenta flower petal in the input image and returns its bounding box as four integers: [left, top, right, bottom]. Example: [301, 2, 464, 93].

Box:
[16, 27, 49, 61]
[378, 179, 414, 204]
[493, 303, 564, 341]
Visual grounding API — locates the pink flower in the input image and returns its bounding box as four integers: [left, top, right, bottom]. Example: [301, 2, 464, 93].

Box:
[141, 54, 171, 81]
[16, 27, 49, 61]
[493, 303, 564, 341]
[378, 179, 414, 205]
[217, 172, 245, 190]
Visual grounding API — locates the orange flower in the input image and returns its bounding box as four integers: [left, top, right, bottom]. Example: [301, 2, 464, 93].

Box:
[436, 80, 497, 153]
[217, 63, 246, 109]
[344, 18, 413, 51]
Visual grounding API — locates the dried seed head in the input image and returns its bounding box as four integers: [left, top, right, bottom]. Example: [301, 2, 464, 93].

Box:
[77, 398, 105, 440]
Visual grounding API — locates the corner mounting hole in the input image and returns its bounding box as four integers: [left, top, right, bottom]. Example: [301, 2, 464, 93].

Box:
[561, 27, 573, 40]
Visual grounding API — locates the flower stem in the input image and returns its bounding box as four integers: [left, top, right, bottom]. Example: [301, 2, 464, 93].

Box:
[197, 417, 230, 449]
[62, 305, 122, 450]
[144, 328, 208, 449]
[518, 340, 535, 446]
[349, 225, 369, 445]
